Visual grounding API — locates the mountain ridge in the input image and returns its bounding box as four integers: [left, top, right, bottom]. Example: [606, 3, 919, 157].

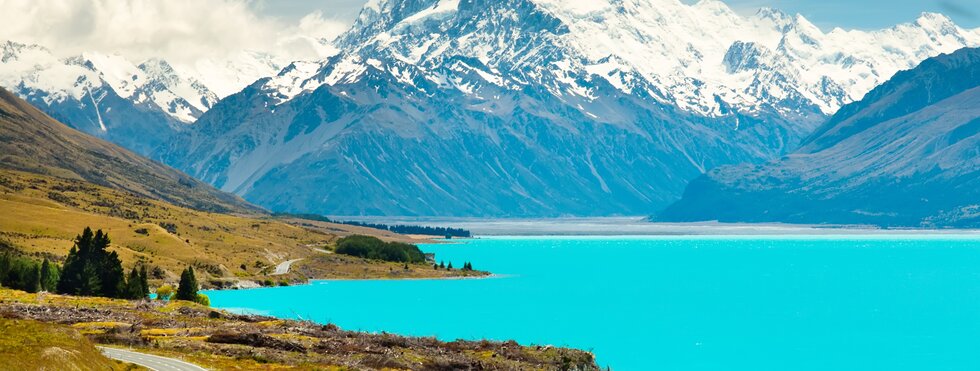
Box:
[0, 86, 259, 214]
[158, 0, 980, 217]
[0, 40, 285, 155]
[657, 47, 980, 227]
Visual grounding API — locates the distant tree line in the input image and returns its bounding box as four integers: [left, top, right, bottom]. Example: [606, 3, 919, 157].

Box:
[433, 261, 474, 271]
[335, 235, 426, 263]
[278, 213, 471, 238]
[355, 222, 472, 238]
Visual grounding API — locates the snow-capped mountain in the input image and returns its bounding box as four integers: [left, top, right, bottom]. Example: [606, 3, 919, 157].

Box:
[659, 47, 980, 227]
[0, 40, 285, 154]
[277, 0, 980, 118]
[159, 0, 980, 217]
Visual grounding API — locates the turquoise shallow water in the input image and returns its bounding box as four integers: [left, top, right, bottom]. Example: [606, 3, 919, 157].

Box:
[205, 236, 980, 370]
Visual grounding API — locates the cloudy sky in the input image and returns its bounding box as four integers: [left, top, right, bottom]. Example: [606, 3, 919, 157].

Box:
[272, 0, 980, 30]
[0, 0, 976, 64]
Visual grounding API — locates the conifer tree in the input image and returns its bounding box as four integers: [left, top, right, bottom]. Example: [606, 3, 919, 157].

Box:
[0, 254, 10, 284]
[57, 227, 126, 298]
[24, 264, 41, 293]
[126, 267, 143, 299]
[175, 267, 199, 301]
[39, 258, 59, 292]
[139, 265, 150, 298]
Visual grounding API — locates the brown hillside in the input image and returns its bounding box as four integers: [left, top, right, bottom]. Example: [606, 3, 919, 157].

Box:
[0, 87, 257, 214]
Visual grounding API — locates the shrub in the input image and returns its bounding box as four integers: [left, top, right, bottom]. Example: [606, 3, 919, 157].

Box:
[335, 235, 426, 263]
[195, 293, 210, 306]
[156, 284, 174, 301]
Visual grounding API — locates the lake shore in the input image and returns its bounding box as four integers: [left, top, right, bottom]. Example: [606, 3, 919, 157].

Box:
[0, 288, 599, 370]
[205, 235, 980, 370]
[335, 217, 980, 236]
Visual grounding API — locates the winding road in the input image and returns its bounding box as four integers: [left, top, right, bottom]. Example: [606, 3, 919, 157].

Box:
[99, 346, 208, 371]
[271, 258, 304, 275]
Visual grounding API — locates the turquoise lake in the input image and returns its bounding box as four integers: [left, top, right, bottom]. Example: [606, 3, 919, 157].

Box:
[205, 236, 980, 370]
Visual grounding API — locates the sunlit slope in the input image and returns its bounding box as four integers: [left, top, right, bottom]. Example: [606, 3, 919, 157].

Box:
[0, 86, 257, 214]
[0, 169, 331, 283]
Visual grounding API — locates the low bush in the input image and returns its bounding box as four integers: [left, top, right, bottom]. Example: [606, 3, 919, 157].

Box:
[335, 235, 426, 263]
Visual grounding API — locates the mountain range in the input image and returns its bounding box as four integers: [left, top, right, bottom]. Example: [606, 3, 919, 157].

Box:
[659, 47, 980, 227]
[0, 41, 285, 155]
[3, 0, 980, 217]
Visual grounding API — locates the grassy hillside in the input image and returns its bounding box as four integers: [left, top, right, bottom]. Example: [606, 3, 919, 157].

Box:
[0, 317, 136, 370]
[0, 169, 483, 286]
[0, 87, 256, 214]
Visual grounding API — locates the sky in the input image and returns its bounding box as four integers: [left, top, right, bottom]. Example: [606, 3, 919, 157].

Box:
[720, 0, 980, 30]
[0, 0, 976, 64]
[268, 0, 980, 30]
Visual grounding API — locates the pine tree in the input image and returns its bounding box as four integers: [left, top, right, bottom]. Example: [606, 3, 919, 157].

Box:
[57, 228, 126, 298]
[439, 261, 445, 269]
[139, 265, 150, 299]
[24, 264, 40, 293]
[175, 267, 199, 301]
[79, 262, 101, 296]
[0, 253, 10, 285]
[102, 253, 126, 298]
[126, 267, 142, 299]
[59, 228, 93, 295]
[57, 246, 79, 294]
[40, 258, 54, 292]
[447, 262, 453, 270]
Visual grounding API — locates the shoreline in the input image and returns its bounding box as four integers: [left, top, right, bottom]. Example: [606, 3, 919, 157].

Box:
[378, 218, 980, 237]
[211, 272, 502, 293]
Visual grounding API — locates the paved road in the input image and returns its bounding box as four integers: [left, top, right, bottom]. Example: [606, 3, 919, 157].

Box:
[272, 258, 304, 275]
[99, 346, 208, 371]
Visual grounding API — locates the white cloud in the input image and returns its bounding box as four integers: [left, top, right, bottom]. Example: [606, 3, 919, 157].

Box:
[0, 0, 352, 64]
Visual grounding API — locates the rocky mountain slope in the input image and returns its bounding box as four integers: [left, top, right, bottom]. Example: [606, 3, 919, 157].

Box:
[658, 47, 980, 227]
[0, 86, 256, 213]
[160, 0, 980, 217]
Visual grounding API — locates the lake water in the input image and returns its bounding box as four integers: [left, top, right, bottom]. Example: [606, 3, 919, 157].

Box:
[205, 235, 980, 370]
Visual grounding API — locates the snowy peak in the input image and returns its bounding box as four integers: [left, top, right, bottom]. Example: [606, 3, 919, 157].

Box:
[0, 41, 284, 125]
[75, 52, 218, 123]
[300, 0, 980, 119]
